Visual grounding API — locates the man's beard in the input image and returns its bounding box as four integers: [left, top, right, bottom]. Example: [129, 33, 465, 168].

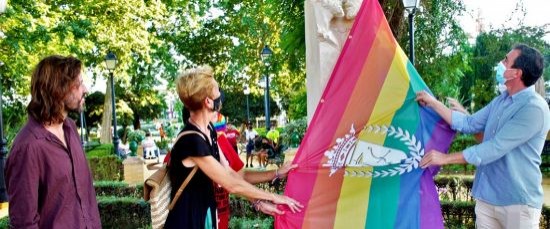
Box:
[65, 95, 85, 113]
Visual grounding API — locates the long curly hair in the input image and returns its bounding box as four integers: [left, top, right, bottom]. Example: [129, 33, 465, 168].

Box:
[27, 55, 82, 125]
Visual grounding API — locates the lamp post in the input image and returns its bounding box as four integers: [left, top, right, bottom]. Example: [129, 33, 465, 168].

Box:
[243, 85, 250, 123]
[0, 0, 9, 203]
[260, 45, 273, 130]
[104, 52, 119, 157]
[402, 0, 419, 65]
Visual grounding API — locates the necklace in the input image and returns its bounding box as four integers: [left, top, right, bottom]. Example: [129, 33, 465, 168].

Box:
[188, 118, 208, 134]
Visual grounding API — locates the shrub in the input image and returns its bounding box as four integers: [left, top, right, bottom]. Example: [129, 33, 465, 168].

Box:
[97, 196, 150, 229]
[441, 201, 475, 229]
[127, 130, 145, 143]
[94, 181, 143, 198]
[86, 144, 115, 157]
[229, 216, 274, 229]
[280, 117, 307, 147]
[88, 155, 123, 181]
[435, 176, 474, 201]
[0, 216, 8, 228]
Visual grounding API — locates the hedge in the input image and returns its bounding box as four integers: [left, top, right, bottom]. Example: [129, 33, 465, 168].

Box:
[2, 176, 549, 228]
[0, 197, 150, 229]
[2, 197, 549, 228]
[96, 196, 150, 229]
[94, 181, 143, 198]
[87, 155, 123, 181]
[86, 143, 114, 157]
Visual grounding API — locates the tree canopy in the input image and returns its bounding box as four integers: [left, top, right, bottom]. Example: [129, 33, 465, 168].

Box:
[0, 0, 548, 147]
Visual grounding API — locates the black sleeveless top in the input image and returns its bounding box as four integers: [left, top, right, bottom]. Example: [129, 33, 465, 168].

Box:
[165, 122, 220, 229]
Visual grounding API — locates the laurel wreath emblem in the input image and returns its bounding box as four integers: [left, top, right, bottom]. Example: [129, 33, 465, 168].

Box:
[344, 125, 424, 178]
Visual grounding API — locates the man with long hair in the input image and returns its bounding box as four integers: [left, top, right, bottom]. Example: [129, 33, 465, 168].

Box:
[6, 55, 101, 228]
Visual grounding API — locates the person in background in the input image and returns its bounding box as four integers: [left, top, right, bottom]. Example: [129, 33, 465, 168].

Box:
[417, 44, 549, 228]
[212, 114, 297, 229]
[119, 138, 130, 157]
[5, 55, 101, 228]
[225, 122, 241, 154]
[166, 65, 302, 228]
[142, 131, 157, 159]
[266, 125, 280, 147]
[245, 123, 258, 167]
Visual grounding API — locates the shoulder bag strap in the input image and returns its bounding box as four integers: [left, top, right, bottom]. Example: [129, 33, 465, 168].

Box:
[167, 130, 205, 210]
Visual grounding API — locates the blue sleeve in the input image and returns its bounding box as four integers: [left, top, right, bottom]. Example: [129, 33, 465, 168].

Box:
[451, 102, 491, 134]
[463, 104, 545, 166]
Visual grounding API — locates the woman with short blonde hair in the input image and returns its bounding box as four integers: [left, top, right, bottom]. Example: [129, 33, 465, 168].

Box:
[166, 65, 302, 228]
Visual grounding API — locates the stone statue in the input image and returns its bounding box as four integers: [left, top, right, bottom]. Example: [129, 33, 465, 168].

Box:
[306, 0, 363, 122]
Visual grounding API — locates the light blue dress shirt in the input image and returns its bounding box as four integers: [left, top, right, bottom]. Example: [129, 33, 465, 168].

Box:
[451, 86, 550, 209]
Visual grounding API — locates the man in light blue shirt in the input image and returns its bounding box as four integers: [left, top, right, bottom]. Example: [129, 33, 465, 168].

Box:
[416, 44, 549, 228]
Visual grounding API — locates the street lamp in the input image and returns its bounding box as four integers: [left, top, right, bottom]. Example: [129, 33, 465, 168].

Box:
[243, 85, 250, 123]
[104, 51, 119, 157]
[402, 0, 420, 65]
[0, 0, 9, 203]
[260, 45, 273, 130]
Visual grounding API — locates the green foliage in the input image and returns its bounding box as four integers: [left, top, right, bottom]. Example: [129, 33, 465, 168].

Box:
[85, 91, 105, 131]
[286, 85, 307, 120]
[155, 139, 169, 150]
[220, 89, 280, 125]
[280, 117, 307, 147]
[96, 196, 151, 229]
[94, 181, 143, 198]
[164, 124, 177, 139]
[1, 98, 26, 150]
[405, 0, 470, 99]
[229, 217, 274, 229]
[465, 26, 549, 111]
[256, 127, 267, 137]
[127, 129, 146, 143]
[449, 134, 478, 152]
[87, 155, 123, 181]
[435, 176, 474, 202]
[440, 201, 475, 229]
[86, 144, 115, 157]
[0, 216, 8, 228]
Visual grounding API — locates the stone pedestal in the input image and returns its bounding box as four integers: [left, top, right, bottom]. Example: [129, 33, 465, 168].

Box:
[123, 156, 145, 186]
[137, 145, 144, 158]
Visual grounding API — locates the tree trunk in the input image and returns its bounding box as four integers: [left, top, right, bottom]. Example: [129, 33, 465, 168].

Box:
[100, 77, 113, 144]
[133, 113, 141, 130]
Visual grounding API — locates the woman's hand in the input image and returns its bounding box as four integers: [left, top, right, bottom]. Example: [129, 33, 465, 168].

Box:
[446, 97, 469, 115]
[270, 194, 303, 213]
[277, 161, 298, 179]
[257, 201, 285, 216]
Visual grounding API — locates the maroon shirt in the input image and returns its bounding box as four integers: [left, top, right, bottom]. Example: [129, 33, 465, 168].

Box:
[5, 116, 101, 229]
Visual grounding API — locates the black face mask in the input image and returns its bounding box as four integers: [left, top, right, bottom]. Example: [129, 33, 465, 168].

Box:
[212, 96, 222, 112]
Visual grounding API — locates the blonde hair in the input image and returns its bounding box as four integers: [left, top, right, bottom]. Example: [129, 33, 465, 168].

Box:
[176, 65, 217, 111]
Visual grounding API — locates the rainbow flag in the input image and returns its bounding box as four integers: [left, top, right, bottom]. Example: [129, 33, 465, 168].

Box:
[276, 0, 455, 228]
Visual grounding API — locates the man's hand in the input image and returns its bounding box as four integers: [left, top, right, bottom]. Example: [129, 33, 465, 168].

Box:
[416, 91, 439, 108]
[420, 150, 448, 168]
